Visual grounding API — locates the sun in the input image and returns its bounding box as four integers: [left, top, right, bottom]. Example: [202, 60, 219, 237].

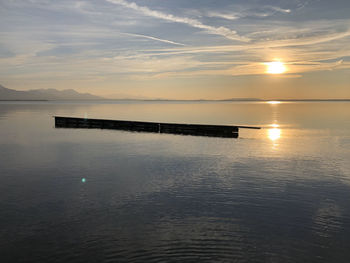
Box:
[266, 61, 286, 74]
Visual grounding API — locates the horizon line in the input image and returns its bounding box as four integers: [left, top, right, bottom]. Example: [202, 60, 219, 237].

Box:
[1, 98, 350, 102]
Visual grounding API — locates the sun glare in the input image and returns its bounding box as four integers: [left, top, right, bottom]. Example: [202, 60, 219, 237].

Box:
[266, 61, 286, 74]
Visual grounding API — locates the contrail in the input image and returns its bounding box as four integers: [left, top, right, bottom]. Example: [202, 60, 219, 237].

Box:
[122, 32, 186, 46]
[106, 0, 249, 42]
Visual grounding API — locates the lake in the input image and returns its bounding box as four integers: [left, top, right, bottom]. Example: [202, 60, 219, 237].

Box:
[0, 101, 350, 262]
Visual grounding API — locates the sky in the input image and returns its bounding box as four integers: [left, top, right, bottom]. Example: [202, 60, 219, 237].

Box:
[0, 0, 349, 99]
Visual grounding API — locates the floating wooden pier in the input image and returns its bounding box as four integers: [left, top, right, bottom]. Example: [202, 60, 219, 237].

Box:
[54, 116, 260, 138]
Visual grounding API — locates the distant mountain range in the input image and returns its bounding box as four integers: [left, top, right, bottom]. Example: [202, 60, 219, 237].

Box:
[0, 84, 103, 100]
[1, 84, 348, 101]
[0, 85, 261, 101]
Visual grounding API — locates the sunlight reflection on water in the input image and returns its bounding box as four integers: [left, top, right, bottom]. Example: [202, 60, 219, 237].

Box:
[268, 127, 281, 141]
[267, 100, 282, 105]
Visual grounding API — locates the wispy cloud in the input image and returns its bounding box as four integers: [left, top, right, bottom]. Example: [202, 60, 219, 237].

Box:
[207, 12, 240, 21]
[136, 21, 350, 57]
[247, 6, 291, 17]
[144, 59, 347, 80]
[268, 6, 291, 14]
[106, 0, 249, 42]
[207, 5, 291, 21]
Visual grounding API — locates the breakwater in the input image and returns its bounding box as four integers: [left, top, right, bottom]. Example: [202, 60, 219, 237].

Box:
[55, 116, 260, 138]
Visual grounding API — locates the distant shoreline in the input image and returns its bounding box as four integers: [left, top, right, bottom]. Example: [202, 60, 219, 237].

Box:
[0, 99, 49, 101]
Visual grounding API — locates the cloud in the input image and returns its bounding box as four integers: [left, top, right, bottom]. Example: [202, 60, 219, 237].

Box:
[247, 6, 291, 17]
[207, 12, 240, 21]
[106, 0, 249, 42]
[2, 17, 349, 81]
[143, 58, 348, 80]
[268, 6, 291, 14]
[137, 22, 350, 58]
[207, 5, 290, 21]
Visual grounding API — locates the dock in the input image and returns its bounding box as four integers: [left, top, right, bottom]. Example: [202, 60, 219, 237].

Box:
[54, 116, 260, 138]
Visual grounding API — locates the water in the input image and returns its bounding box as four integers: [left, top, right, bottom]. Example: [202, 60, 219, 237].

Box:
[0, 101, 350, 262]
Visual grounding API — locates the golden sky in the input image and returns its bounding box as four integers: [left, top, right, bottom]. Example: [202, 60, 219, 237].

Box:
[0, 0, 349, 99]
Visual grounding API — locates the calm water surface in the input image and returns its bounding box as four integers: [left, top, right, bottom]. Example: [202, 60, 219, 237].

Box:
[0, 101, 350, 262]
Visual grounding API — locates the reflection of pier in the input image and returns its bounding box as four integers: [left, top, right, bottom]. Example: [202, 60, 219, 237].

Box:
[54, 116, 260, 138]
